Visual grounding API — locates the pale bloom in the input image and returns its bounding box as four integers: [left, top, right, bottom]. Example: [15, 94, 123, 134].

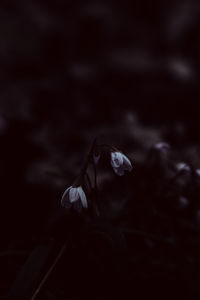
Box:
[110, 151, 132, 176]
[176, 162, 190, 173]
[61, 186, 88, 212]
[154, 142, 170, 154]
[196, 169, 200, 176]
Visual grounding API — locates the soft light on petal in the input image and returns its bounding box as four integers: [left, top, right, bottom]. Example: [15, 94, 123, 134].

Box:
[113, 166, 124, 176]
[196, 169, 200, 176]
[154, 142, 170, 151]
[111, 151, 133, 176]
[61, 186, 72, 208]
[111, 152, 123, 168]
[122, 154, 132, 171]
[69, 187, 80, 203]
[176, 162, 190, 173]
[78, 187, 88, 208]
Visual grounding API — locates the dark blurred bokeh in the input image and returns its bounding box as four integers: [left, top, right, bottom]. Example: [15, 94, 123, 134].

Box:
[1, 1, 200, 299]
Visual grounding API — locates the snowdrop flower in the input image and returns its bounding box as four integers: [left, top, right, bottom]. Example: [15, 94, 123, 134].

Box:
[110, 151, 132, 176]
[196, 169, 200, 177]
[175, 163, 191, 185]
[61, 186, 88, 212]
[154, 142, 170, 154]
[176, 162, 190, 173]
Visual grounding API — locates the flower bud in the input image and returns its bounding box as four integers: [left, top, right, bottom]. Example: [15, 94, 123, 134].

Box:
[195, 169, 200, 177]
[176, 162, 191, 174]
[154, 142, 170, 154]
[110, 151, 132, 176]
[61, 186, 88, 212]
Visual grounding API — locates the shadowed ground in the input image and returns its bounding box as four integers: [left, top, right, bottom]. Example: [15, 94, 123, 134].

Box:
[0, 1, 200, 299]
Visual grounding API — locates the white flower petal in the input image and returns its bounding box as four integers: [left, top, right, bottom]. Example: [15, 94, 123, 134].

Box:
[154, 142, 170, 151]
[176, 162, 190, 173]
[196, 169, 200, 176]
[61, 186, 72, 208]
[69, 187, 80, 203]
[78, 187, 88, 208]
[111, 152, 123, 168]
[122, 154, 132, 171]
[113, 166, 124, 176]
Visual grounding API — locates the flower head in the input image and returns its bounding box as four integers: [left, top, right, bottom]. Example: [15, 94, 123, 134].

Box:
[196, 169, 200, 177]
[175, 162, 191, 186]
[176, 162, 190, 174]
[154, 142, 170, 154]
[61, 186, 88, 212]
[110, 151, 132, 176]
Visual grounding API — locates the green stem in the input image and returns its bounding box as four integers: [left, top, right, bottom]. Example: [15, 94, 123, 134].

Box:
[74, 138, 97, 186]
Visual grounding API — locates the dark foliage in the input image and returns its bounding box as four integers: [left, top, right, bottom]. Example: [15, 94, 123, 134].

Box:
[0, 0, 200, 299]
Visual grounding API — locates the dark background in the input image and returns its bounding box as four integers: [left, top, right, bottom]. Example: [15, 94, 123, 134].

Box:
[1, 1, 200, 299]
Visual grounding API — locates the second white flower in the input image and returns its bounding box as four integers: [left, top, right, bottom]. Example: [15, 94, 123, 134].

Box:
[110, 151, 133, 176]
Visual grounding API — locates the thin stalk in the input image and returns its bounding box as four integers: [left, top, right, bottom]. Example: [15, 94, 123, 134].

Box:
[85, 172, 92, 191]
[31, 243, 67, 300]
[92, 162, 100, 217]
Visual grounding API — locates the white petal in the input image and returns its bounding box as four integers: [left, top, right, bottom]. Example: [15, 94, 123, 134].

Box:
[61, 186, 72, 208]
[69, 187, 79, 203]
[178, 196, 189, 208]
[122, 154, 132, 171]
[113, 166, 124, 176]
[111, 152, 123, 168]
[78, 187, 88, 208]
[196, 169, 200, 176]
[154, 142, 170, 151]
[176, 162, 190, 173]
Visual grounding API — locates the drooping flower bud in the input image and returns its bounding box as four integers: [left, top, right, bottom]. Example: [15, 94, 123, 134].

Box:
[173, 162, 191, 189]
[154, 142, 170, 154]
[61, 186, 88, 212]
[144, 142, 171, 181]
[110, 151, 132, 176]
[176, 162, 191, 175]
[195, 169, 200, 177]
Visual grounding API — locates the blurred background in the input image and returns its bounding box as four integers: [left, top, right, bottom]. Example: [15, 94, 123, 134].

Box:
[1, 0, 200, 299]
